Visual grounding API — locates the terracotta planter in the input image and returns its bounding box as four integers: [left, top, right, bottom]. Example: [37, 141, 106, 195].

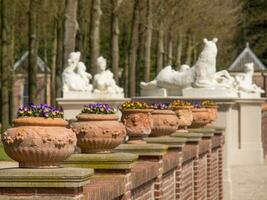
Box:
[121, 109, 153, 144]
[173, 106, 193, 131]
[190, 108, 211, 128]
[205, 106, 218, 123]
[150, 110, 178, 137]
[72, 114, 126, 153]
[1, 117, 76, 168]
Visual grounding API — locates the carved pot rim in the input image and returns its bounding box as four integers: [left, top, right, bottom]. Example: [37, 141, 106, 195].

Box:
[192, 108, 208, 112]
[152, 110, 176, 115]
[172, 106, 193, 110]
[121, 109, 154, 113]
[76, 113, 119, 121]
[13, 117, 68, 127]
[204, 105, 218, 109]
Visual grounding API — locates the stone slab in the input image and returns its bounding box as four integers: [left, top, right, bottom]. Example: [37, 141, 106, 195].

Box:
[188, 127, 215, 137]
[0, 195, 84, 200]
[140, 87, 167, 97]
[171, 132, 203, 142]
[0, 167, 93, 188]
[239, 91, 261, 98]
[182, 87, 238, 98]
[208, 125, 225, 134]
[63, 153, 138, 170]
[63, 91, 124, 99]
[115, 143, 168, 156]
[144, 136, 186, 149]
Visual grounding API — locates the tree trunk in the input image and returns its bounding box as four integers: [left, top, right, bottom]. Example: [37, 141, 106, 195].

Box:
[51, 20, 57, 106]
[175, 32, 183, 70]
[144, 0, 152, 82]
[128, 0, 140, 97]
[110, 0, 121, 83]
[89, 0, 102, 75]
[76, 0, 87, 60]
[167, 33, 173, 65]
[185, 34, 192, 65]
[156, 27, 164, 73]
[56, 17, 64, 100]
[1, 0, 10, 132]
[28, 0, 38, 104]
[63, 0, 78, 69]
[8, 0, 16, 121]
[121, 23, 128, 97]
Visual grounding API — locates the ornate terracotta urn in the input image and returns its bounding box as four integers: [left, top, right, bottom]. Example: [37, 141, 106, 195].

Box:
[71, 104, 126, 153]
[121, 101, 153, 144]
[170, 100, 193, 132]
[202, 100, 218, 126]
[191, 107, 211, 128]
[1, 104, 76, 168]
[150, 103, 178, 137]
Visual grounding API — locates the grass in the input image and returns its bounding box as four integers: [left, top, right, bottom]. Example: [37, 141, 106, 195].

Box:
[0, 143, 12, 161]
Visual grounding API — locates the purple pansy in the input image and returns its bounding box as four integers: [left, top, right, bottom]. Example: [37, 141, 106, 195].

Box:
[81, 104, 116, 114]
[17, 104, 64, 119]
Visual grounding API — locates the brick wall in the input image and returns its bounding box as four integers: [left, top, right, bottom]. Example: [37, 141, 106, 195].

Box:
[0, 132, 224, 200]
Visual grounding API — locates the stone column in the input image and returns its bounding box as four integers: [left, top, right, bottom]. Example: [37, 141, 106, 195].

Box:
[214, 104, 233, 200]
[231, 101, 264, 165]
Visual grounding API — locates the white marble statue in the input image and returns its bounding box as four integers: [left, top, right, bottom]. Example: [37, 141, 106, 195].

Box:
[192, 38, 218, 88]
[62, 52, 93, 92]
[140, 38, 265, 97]
[140, 64, 193, 92]
[234, 63, 264, 94]
[93, 56, 124, 96]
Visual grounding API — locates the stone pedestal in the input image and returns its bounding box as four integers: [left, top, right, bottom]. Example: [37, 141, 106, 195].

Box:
[0, 167, 94, 200]
[63, 152, 138, 170]
[57, 98, 129, 120]
[182, 87, 238, 98]
[115, 143, 168, 157]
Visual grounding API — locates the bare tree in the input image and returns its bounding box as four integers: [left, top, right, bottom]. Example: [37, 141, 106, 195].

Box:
[128, 0, 140, 97]
[156, 27, 164, 73]
[144, 0, 152, 82]
[110, 0, 122, 83]
[50, 19, 57, 106]
[175, 32, 183, 69]
[63, 0, 78, 69]
[28, 0, 38, 104]
[1, 0, 11, 131]
[90, 0, 102, 75]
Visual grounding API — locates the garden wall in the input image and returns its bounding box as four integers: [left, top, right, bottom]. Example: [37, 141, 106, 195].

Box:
[0, 130, 224, 200]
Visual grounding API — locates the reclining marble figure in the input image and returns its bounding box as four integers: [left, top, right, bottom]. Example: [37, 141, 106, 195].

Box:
[140, 38, 264, 97]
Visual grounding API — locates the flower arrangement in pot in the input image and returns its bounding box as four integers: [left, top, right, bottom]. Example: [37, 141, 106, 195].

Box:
[149, 103, 178, 137]
[202, 100, 218, 124]
[190, 103, 211, 128]
[71, 104, 126, 153]
[120, 101, 153, 144]
[1, 104, 76, 168]
[169, 100, 193, 132]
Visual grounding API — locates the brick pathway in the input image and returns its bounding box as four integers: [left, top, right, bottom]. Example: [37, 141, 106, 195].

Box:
[232, 160, 267, 200]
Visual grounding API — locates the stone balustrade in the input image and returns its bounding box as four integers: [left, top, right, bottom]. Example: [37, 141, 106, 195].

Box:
[0, 127, 224, 200]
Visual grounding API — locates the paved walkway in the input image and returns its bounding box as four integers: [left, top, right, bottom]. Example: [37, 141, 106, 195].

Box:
[232, 160, 267, 200]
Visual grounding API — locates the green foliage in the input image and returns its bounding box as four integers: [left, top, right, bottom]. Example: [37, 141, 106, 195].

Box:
[0, 143, 12, 161]
[241, 0, 267, 65]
